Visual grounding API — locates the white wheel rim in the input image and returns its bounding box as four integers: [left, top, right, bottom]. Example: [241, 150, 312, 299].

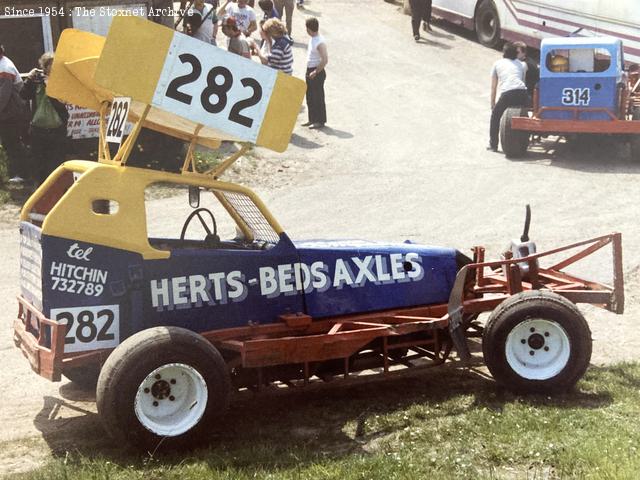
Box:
[505, 319, 571, 380]
[134, 363, 208, 437]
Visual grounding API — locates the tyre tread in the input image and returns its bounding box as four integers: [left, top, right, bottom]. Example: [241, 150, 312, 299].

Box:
[500, 106, 529, 158]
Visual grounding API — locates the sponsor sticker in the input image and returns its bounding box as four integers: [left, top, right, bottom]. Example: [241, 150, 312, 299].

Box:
[150, 253, 424, 311]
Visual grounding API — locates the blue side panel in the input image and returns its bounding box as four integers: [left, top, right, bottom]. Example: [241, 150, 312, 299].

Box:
[42, 235, 142, 316]
[540, 77, 617, 121]
[141, 236, 304, 332]
[37, 234, 457, 350]
[41, 235, 144, 350]
[294, 240, 458, 318]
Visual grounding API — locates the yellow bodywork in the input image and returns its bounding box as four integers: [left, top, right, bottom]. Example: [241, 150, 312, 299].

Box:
[21, 161, 284, 260]
[47, 16, 306, 153]
[47, 28, 223, 151]
[28, 15, 300, 259]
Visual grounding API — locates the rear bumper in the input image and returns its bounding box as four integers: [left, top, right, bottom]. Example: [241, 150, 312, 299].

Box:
[13, 296, 65, 381]
[512, 117, 640, 135]
[14, 296, 109, 382]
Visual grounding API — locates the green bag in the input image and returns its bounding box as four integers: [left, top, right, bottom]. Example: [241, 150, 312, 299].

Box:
[31, 84, 63, 129]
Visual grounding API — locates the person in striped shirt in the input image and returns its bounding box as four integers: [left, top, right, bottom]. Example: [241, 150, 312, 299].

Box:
[252, 18, 293, 75]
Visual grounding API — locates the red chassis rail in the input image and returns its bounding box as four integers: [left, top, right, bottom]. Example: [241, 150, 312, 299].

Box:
[511, 82, 640, 135]
[14, 233, 624, 383]
[512, 112, 640, 134]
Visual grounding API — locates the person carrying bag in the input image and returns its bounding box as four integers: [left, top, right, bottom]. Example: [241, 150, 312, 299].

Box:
[21, 53, 69, 184]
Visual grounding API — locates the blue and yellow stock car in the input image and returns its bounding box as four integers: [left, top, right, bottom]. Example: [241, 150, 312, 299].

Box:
[14, 19, 625, 450]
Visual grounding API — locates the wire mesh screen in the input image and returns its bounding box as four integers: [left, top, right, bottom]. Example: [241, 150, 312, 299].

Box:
[217, 190, 280, 244]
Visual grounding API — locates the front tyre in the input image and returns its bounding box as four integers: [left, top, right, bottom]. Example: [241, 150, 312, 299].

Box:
[475, 0, 501, 48]
[483, 291, 592, 394]
[96, 327, 230, 451]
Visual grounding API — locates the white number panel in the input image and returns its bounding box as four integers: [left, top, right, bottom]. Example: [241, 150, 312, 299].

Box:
[152, 35, 276, 142]
[105, 96, 131, 144]
[51, 305, 120, 353]
[561, 87, 591, 106]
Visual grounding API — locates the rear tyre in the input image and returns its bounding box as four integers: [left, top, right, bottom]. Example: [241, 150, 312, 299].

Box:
[630, 106, 640, 161]
[500, 107, 529, 158]
[483, 291, 592, 394]
[96, 327, 230, 451]
[475, 0, 501, 48]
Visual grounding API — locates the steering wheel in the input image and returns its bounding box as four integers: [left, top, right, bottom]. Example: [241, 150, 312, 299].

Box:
[180, 208, 219, 246]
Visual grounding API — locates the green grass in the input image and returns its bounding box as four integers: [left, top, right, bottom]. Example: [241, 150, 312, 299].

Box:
[192, 149, 224, 173]
[7, 362, 640, 479]
[0, 146, 12, 204]
[0, 145, 26, 205]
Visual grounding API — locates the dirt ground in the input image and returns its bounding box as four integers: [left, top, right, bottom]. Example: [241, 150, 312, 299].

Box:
[1, 0, 640, 475]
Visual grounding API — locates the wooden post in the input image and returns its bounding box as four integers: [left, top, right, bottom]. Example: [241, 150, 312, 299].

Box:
[612, 232, 625, 314]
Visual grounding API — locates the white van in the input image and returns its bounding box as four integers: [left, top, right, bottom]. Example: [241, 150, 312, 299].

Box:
[432, 0, 640, 65]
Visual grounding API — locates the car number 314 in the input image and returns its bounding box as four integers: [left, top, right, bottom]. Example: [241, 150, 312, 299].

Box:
[51, 305, 120, 353]
[561, 87, 590, 106]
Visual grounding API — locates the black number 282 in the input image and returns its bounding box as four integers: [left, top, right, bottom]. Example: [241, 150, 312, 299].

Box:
[106, 99, 129, 139]
[57, 309, 115, 345]
[165, 53, 263, 128]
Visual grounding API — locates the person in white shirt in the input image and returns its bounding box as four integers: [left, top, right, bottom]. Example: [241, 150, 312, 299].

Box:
[0, 44, 28, 184]
[303, 17, 328, 129]
[218, 0, 257, 37]
[187, 0, 218, 45]
[488, 42, 528, 151]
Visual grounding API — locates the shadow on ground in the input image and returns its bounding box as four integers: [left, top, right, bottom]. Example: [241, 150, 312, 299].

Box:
[430, 17, 486, 45]
[290, 133, 323, 149]
[415, 37, 453, 49]
[316, 126, 353, 139]
[30, 358, 622, 470]
[508, 135, 640, 174]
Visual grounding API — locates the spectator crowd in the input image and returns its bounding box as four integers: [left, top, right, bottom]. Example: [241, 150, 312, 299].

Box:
[179, 0, 328, 128]
[0, 0, 328, 187]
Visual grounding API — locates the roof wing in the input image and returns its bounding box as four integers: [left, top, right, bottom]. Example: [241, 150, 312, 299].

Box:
[47, 16, 306, 153]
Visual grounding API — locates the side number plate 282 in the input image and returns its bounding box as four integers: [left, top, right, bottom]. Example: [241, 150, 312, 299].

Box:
[51, 305, 120, 353]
